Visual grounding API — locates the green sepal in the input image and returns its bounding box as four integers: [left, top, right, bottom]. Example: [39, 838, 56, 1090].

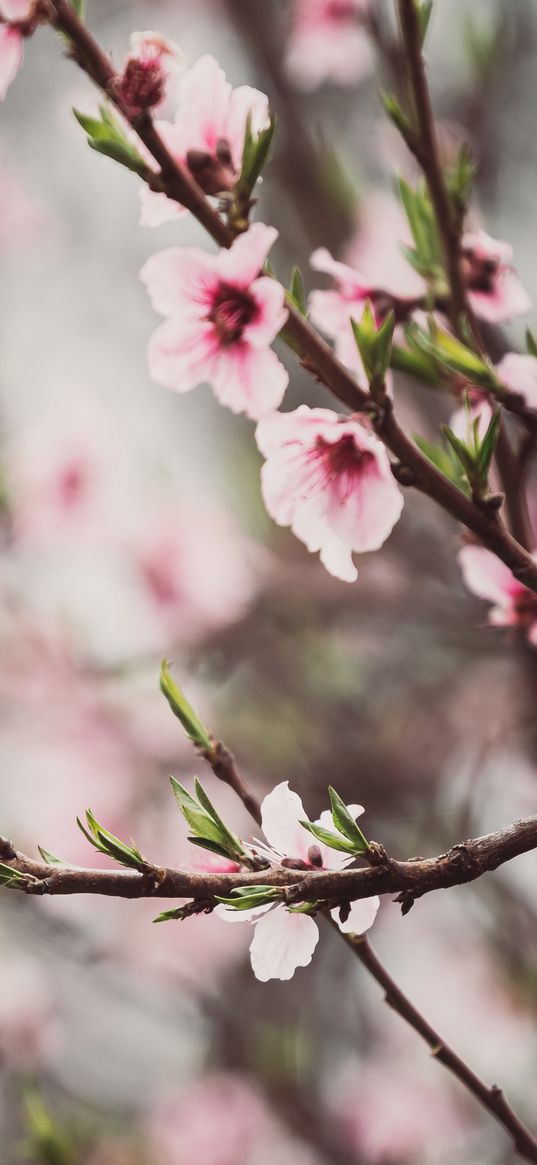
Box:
[160, 660, 212, 751]
[0, 861, 30, 886]
[237, 113, 276, 202]
[351, 302, 395, 385]
[417, 0, 433, 45]
[154, 905, 193, 923]
[414, 434, 469, 493]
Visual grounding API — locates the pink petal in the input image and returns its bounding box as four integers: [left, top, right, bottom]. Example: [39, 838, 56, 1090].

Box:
[331, 896, 380, 935]
[310, 247, 370, 294]
[174, 55, 233, 153]
[249, 907, 319, 981]
[218, 223, 279, 287]
[246, 276, 288, 346]
[449, 399, 493, 442]
[224, 84, 270, 169]
[0, 24, 22, 101]
[141, 246, 216, 317]
[260, 781, 312, 859]
[0, 0, 33, 18]
[256, 405, 339, 457]
[147, 317, 217, 392]
[496, 353, 537, 409]
[458, 544, 517, 607]
[139, 185, 185, 228]
[211, 343, 288, 419]
[469, 275, 531, 324]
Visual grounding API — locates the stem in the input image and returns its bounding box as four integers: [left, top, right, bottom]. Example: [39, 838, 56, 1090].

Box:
[3, 814, 537, 904]
[344, 935, 537, 1164]
[45, 0, 537, 590]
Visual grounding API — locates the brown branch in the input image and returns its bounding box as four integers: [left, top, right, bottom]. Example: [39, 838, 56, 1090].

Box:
[396, 0, 534, 552]
[342, 935, 537, 1164]
[2, 814, 537, 904]
[44, 0, 537, 589]
[205, 738, 262, 826]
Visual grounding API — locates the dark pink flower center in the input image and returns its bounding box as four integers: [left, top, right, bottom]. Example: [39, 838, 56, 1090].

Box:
[56, 460, 87, 509]
[316, 433, 373, 482]
[513, 585, 537, 627]
[208, 283, 259, 346]
[324, 0, 361, 23]
[461, 247, 500, 295]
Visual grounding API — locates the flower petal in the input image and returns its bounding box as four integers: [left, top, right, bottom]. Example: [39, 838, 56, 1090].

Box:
[260, 780, 312, 859]
[249, 906, 319, 981]
[211, 343, 288, 420]
[218, 223, 278, 287]
[331, 896, 380, 935]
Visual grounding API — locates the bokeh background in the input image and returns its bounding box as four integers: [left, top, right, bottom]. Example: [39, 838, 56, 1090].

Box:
[1, 1, 537, 1162]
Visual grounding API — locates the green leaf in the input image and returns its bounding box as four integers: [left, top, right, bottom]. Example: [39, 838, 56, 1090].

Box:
[237, 113, 276, 200]
[414, 434, 469, 493]
[154, 905, 192, 923]
[170, 777, 245, 860]
[390, 343, 441, 384]
[351, 302, 395, 385]
[37, 846, 65, 866]
[188, 837, 241, 861]
[0, 860, 29, 886]
[215, 886, 281, 910]
[408, 322, 496, 388]
[73, 104, 147, 178]
[526, 329, 537, 359]
[476, 409, 501, 477]
[446, 144, 476, 221]
[77, 810, 146, 870]
[287, 266, 307, 316]
[328, 787, 369, 852]
[160, 660, 212, 751]
[69, 0, 84, 14]
[417, 0, 433, 45]
[300, 821, 358, 854]
[379, 91, 413, 141]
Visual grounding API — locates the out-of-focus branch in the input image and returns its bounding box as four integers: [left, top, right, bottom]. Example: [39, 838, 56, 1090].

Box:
[396, 0, 534, 552]
[2, 815, 537, 904]
[343, 934, 537, 1164]
[44, 0, 537, 589]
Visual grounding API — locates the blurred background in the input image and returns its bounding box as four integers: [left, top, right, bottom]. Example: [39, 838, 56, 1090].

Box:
[1, 1, 537, 1162]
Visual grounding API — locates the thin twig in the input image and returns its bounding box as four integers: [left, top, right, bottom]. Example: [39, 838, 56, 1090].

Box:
[342, 934, 537, 1164]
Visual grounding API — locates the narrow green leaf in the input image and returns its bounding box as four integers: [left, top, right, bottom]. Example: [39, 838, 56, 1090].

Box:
[160, 661, 212, 751]
[0, 860, 28, 885]
[476, 409, 501, 477]
[154, 905, 192, 923]
[37, 846, 65, 866]
[417, 0, 433, 45]
[328, 787, 369, 851]
[300, 821, 358, 854]
[287, 266, 307, 316]
[170, 778, 232, 849]
[526, 329, 537, 359]
[194, 778, 244, 856]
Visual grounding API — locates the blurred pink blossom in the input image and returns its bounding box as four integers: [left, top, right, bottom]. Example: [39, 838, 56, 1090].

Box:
[140, 54, 269, 226]
[496, 352, 537, 407]
[256, 406, 403, 582]
[461, 230, 531, 323]
[141, 223, 288, 419]
[216, 781, 379, 981]
[0, 0, 34, 100]
[459, 544, 537, 645]
[345, 190, 426, 299]
[0, 953, 57, 1069]
[130, 498, 257, 646]
[284, 0, 373, 90]
[309, 247, 375, 378]
[149, 1074, 272, 1165]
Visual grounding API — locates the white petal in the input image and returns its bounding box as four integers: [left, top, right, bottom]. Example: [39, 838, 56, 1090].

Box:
[260, 781, 311, 859]
[214, 902, 272, 924]
[249, 907, 319, 981]
[331, 896, 380, 935]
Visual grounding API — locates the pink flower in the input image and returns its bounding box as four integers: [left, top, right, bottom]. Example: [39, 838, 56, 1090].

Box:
[140, 54, 269, 227]
[215, 781, 379, 982]
[459, 544, 537, 646]
[0, 0, 34, 100]
[461, 230, 531, 323]
[309, 247, 375, 376]
[141, 223, 288, 419]
[496, 352, 537, 408]
[256, 406, 404, 582]
[284, 0, 373, 90]
[117, 31, 183, 115]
